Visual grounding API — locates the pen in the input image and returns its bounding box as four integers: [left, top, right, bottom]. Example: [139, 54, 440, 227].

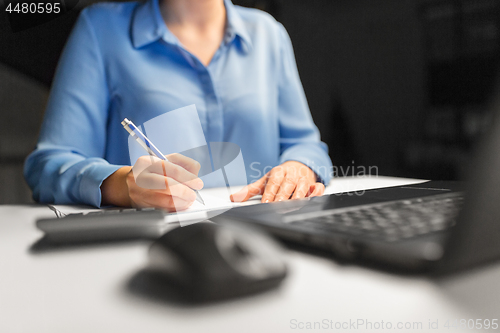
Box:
[121, 118, 205, 205]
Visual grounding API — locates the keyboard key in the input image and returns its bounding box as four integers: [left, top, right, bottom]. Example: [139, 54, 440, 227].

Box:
[289, 194, 463, 241]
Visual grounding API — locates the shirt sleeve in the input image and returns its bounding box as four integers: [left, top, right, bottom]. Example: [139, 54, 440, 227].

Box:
[276, 23, 333, 184]
[23, 9, 123, 207]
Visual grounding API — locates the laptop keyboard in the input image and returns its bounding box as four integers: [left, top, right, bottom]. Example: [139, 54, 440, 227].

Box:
[288, 194, 464, 242]
[59, 207, 160, 218]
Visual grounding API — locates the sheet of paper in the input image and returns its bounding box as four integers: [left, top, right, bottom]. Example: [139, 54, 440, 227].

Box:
[184, 187, 261, 212]
[47, 186, 261, 219]
[47, 176, 426, 218]
[163, 187, 261, 225]
[324, 175, 427, 195]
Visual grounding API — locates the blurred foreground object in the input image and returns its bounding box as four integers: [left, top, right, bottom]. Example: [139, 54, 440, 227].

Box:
[146, 221, 288, 302]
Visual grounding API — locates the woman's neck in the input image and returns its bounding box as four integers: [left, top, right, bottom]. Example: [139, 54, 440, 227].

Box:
[160, 0, 226, 66]
[161, 0, 226, 31]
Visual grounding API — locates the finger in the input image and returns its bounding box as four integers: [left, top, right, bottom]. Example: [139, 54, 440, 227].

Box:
[274, 172, 299, 201]
[128, 180, 194, 211]
[131, 155, 162, 181]
[307, 182, 326, 198]
[165, 153, 201, 175]
[165, 178, 198, 202]
[142, 160, 203, 190]
[135, 171, 197, 201]
[230, 174, 268, 202]
[170, 194, 196, 211]
[292, 177, 310, 200]
[135, 168, 169, 190]
[134, 190, 193, 211]
[160, 160, 204, 190]
[262, 167, 286, 203]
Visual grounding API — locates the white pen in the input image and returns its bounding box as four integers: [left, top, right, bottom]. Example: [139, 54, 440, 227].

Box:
[121, 118, 205, 205]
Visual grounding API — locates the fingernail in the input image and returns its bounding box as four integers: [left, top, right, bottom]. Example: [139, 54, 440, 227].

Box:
[264, 199, 270, 203]
[194, 179, 204, 190]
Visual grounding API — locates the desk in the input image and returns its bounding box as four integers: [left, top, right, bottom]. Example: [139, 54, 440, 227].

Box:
[1, 176, 499, 333]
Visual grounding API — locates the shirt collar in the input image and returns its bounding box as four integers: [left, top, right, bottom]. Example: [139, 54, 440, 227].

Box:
[131, 0, 166, 48]
[131, 0, 252, 52]
[223, 0, 252, 51]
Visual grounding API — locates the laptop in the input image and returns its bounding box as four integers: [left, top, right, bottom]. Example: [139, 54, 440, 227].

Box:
[215, 93, 500, 275]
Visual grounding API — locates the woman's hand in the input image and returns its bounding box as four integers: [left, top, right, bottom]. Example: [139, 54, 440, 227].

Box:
[101, 154, 203, 211]
[230, 161, 325, 203]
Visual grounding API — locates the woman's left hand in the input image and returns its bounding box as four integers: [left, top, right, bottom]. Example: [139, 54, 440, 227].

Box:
[230, 161, 325, 203]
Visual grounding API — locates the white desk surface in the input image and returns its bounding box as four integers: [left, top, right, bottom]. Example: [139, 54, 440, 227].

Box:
[1, 176, 499, 333]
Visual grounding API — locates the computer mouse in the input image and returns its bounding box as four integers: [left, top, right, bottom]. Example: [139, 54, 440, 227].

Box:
[147, 221, 288, 302]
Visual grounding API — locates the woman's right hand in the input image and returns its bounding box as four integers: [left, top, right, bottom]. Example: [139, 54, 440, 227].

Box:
[101, 154, 203, 211]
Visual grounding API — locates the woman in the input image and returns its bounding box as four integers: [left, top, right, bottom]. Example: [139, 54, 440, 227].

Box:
[24, 0, 332, 211]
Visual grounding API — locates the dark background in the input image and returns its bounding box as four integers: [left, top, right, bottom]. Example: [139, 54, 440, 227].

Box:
[1, 0, 499, 203]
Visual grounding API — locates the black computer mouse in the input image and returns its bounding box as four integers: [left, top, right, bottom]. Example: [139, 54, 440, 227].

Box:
[147, 221, 288, 302]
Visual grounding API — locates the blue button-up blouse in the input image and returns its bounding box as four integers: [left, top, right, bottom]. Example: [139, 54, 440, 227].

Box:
[24, 0, 333, 207]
